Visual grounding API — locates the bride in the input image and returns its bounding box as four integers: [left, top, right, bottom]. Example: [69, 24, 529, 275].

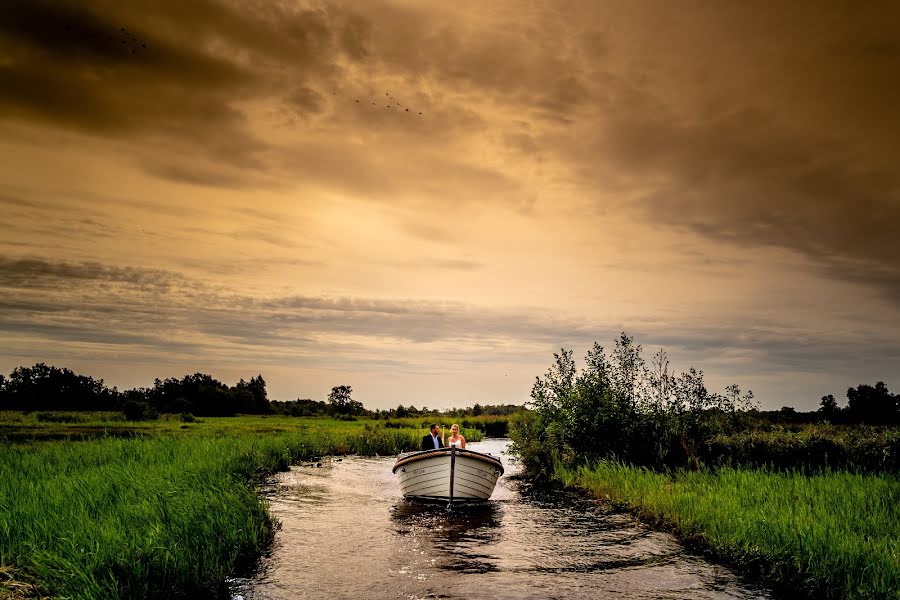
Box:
[446, 423, 467, 449]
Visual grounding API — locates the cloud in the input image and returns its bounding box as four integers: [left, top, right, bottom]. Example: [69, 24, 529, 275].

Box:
[0, 0, 377, 180]
[530, 3, 900, 305]
[3, 255, 898, 375]
[0, 256, 183, 289]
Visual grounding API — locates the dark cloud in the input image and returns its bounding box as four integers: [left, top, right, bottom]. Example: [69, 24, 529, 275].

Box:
[0, 0, 374, 177]
[537, 2, 900, 305]
[0, 256, 183, 289]
[0, 256, 592, 352]
[0, 1, 252, 130]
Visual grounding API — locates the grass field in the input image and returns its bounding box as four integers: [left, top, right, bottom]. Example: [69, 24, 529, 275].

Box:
[555, 461, 900, 599]
[0, 414, 488, 599]
[0, 412, 495, 443]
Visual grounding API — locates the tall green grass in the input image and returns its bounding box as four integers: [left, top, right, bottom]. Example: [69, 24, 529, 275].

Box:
[556, 461, 900, 599]
[0, 420, 422, 598]
[705, 425, 900, 472]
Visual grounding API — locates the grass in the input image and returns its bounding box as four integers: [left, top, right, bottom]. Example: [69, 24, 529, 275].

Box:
[555, 460, 900, 599]
[0, 415, 442, 598]
[0, 412, 488, 443]
[704, 424, 900, 473]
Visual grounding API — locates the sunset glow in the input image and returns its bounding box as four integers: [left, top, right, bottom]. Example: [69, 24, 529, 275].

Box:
[2, 0, 898, 409]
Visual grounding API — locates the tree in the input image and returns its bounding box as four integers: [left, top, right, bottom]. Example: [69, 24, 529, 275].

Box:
[328, 385, 362, 415]
[819, 394, 840, 421]
[846, 382, 899, 425]
[610, 333, 646, 412]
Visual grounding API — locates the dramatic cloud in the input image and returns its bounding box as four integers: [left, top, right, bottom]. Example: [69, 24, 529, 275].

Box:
[1, 0, 899, 407]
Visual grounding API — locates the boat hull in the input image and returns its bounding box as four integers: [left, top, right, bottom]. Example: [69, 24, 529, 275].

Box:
[392, 447, 504, 502]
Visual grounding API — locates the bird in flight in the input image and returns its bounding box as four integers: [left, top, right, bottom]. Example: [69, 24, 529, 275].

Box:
[330, 90, 424, 117]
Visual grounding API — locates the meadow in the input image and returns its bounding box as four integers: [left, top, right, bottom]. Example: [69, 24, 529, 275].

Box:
[0, 414, 487, 599]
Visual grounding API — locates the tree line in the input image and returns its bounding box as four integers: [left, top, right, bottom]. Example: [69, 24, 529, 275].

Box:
[0, 363, 269, 418]
[510, 333, 900, 477]
[818, 381, 899, 425]
[0, 364, 525, 421]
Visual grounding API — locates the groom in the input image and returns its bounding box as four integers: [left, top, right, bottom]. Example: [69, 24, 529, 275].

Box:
[420, 423, 443, 451]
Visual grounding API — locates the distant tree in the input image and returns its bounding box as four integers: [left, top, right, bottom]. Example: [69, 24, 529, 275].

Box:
[269, 398, 328, 416]
[327, 385, 362, 415]
[819, 394, 840, 421]
[0, 363, 119, 411]
[395, 404, 409, 418]
[234, 375, 269, 413]
[847, 382, 899, 425]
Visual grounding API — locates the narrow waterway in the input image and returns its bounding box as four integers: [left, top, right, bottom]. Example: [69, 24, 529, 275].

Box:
[230, 439, 771, 599]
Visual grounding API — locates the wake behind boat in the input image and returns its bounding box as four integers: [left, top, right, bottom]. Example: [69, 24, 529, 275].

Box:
[392, 446, 504, 502]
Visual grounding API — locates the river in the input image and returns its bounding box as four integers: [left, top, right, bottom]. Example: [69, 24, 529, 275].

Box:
[230, 438, 771, 599]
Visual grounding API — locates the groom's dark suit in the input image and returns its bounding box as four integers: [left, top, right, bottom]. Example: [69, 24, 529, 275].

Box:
[420, 433, 443, 451]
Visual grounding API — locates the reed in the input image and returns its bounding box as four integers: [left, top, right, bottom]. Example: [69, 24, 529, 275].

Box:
[556, 461, 900, 599]
[0, 419, 422, 598]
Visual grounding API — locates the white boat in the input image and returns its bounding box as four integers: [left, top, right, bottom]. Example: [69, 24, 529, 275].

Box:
[392, 447, 504, 502]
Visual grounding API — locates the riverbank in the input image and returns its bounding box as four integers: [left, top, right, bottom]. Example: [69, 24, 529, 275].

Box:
[0, 416, 487, 598]
[555, 461, 900, 599]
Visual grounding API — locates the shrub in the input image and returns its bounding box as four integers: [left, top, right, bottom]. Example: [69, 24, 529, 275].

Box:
[122, 401, 159, 422]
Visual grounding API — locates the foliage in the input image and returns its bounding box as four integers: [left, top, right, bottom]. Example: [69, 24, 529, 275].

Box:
[371, 403, 525, 420]
[510, 333, 757, 473]
[122, 400, 158, 422]
[557, 461, 900, 600]
[0, 364, 118, 411]
[0, 365, 271, 417]
[816, 382, 900, 425]
[703, 425, 900, 473]
[269, 398, 329, 417]
[137, 373, 269, 416]
[327, 385, 364, 415]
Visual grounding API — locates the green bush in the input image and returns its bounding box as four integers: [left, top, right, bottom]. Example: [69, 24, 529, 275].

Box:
[122, 401, 158, 422]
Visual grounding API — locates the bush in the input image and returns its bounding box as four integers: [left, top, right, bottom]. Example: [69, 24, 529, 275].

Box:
[180, 412, 196, 423]
[122, 401, 158, 422]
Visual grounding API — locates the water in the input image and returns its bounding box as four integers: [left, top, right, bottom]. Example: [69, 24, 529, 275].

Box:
[231, 439, 771, 599]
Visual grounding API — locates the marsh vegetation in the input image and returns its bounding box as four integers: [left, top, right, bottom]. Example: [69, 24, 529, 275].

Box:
[509, 333, 899, 598]
[0, 415, 489, 598]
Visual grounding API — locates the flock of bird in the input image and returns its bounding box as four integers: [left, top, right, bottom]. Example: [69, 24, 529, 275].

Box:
[67, 24, 423, 116]
[63, 23, 148, 55]
[116, 26, 147, 55]
[334, 91, 423, 116]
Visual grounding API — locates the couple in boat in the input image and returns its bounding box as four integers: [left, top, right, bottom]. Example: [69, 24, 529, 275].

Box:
[420, 423, 467, 450]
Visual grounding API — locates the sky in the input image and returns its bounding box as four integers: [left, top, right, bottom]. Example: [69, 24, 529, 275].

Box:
[1, 0, 899, 410]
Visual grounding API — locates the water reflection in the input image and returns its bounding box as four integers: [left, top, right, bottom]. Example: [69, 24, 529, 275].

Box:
[391, 501, 504, 574]
[231, 439, 772, 600]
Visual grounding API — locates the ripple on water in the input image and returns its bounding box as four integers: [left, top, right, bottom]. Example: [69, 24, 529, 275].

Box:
[231, 439, 771, 600]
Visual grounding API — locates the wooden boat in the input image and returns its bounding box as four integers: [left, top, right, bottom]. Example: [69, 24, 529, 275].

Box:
[392, 446, 504, 502]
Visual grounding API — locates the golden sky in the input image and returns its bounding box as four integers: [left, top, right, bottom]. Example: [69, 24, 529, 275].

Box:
[2, 0, 899, 409]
